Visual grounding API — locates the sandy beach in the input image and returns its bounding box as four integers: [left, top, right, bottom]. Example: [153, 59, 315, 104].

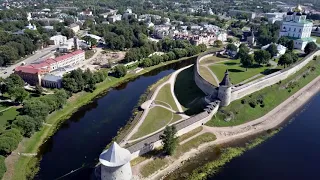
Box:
[146, 75, 320, 180]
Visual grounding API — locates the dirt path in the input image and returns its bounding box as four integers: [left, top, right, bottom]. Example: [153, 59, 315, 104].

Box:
[148, 76, 320, 180]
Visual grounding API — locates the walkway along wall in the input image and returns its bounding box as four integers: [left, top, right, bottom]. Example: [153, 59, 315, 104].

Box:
[194, 49, 320, 102]
[127, 101, 220, 159]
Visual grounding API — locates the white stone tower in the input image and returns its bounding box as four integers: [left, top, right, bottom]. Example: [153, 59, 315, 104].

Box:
[99, 142, 132, 180]
[218, 70, 232, 106]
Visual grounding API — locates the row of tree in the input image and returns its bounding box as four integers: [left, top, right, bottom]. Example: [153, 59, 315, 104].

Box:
[62, 68, 109, 93]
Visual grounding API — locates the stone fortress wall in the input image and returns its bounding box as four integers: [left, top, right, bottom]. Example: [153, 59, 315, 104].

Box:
[231, 50, 320, 101]
[194, 49, 320, 103]
[194, 49, 219, 97]
[128, 100, 220, 159]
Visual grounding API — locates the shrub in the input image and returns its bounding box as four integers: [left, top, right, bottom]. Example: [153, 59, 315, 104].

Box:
[241, 99, 247, 104]
[313, 55, 317, 60]
[0, 137, 19, 155]
[114, 65, 127, 78]
[260, 104, 265, 108]
[0, 155, 6, 179]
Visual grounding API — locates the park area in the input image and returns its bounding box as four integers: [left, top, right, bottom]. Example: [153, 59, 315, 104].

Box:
[130, 66, 207, 140]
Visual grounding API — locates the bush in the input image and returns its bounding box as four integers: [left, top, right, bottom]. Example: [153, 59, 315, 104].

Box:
[114, 65, 127, 78]
[248, 100, 256, 108]
[0, 155, 6, 179]
[260, 104, 265, 108]
[241, 99, 247, 104]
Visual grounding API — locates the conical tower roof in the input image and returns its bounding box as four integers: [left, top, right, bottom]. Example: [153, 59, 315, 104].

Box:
[219, 70, 232, 87]
[99, 142, 131, 167]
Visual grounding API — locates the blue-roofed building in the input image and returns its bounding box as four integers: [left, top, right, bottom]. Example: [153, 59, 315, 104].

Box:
[41, 74, 62, 88]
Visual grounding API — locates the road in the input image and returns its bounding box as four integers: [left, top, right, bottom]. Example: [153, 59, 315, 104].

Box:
[0, 45, 58, 78]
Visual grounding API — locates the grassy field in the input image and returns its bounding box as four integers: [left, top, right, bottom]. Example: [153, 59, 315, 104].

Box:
[0, 107, 19, 128]
[174, 66, 207, 115]
[10, 55, 198, 180]
[155, 84, 179, 112]
[207, 56, 320, 127]
[209, 59, 271, 84]
[131, 106, 173, 140]
[199, 66, 218, 86]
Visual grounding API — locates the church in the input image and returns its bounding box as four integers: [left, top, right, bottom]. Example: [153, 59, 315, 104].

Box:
[279, 5, 316, 50]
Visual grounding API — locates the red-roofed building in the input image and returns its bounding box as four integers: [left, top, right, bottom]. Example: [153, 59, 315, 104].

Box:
[14, 50, 85, 86]
[14, 66, 41, 85]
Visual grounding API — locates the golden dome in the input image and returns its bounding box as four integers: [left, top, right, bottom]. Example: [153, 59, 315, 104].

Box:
[294, 4, 303, 12]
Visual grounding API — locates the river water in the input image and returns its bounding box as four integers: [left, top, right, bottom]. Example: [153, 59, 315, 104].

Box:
[210, 93, 320, 180]
[34, 58, 196, 180]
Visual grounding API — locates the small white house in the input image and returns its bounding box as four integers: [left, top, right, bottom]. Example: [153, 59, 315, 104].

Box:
[261, 43, 287, 58]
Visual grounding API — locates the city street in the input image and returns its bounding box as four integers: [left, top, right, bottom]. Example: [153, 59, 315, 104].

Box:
[0, 45, 58, 78]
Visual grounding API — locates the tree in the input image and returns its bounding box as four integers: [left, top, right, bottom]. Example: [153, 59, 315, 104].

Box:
[114, 65, 127, 78]
[226, 43, 238, 52]
[214, 40, 223, 48]
[22, 99, 50, 118]
[266, 43, 278, 57]
[237, 44, 250, 59]
[10, 87, 29, 103]
[0, 45, 19, 65]
[12, 115, 36, 137]
[287, 40, 294, 51]
[159, 126, 177, 155]
[304, 42, 318, 54]
[61, 28, 75, 39]
[278, 53, 292, 68]
[0, 137, 19, 154]
[35, 84, 43, 95]
[241, 54, 254, 71]
[167, 51, 176, 60]
[198, 44, 207, 52]
[254, 50, 271, 65]
[227, 38, 234, 43]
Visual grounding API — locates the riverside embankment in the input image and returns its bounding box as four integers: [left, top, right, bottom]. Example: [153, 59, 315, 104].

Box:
[23, 57, 197, 180]
[150, 75, 320, 180]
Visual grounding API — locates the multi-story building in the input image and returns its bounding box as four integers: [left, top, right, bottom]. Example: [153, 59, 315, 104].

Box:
[14, 50, 85, 86]
[279, 5, 316, 50]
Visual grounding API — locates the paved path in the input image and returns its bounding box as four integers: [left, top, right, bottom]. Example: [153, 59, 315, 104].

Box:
[120, 65, 192, 146]
[0, 106, 12, 113]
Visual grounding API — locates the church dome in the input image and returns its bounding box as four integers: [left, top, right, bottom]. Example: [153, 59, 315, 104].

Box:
[294, 4, 303, 12]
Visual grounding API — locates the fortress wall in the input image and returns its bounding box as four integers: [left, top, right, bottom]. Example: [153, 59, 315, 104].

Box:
[231, 50, 320, 101]
[194, 50, 220, 96]
[129, 101, 220, 160]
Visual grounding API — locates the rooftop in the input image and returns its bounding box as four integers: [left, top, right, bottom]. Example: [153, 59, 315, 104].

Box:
[219, 70, 232, 87]
[99, 142, 131, 167]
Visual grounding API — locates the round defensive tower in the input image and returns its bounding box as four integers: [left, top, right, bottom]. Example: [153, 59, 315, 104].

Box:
[99, 142, 132, 180]
[218, 70, 232, 106]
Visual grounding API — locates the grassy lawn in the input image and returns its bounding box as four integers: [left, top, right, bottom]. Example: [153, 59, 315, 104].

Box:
[11, 55, 199, 180]
[178, 126, 203, 143]
[131, 107, 173, 140]
[172, 114, 182, 123]
[175, 132, 216, 158]
[199, 66, 218, 86]
[200, 55, 229, 65]
[174, 66, 207, 115]
[140, 158, 169, 178]
[210, 59, 271, 84]
[312, 36, 320, 43]
[155, 84, 179, 111]
[207, 57, 320, 127]
[0, 107, 19, 128]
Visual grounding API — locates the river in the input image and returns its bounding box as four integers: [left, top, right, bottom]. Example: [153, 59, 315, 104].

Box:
[34, 58, 196, 180]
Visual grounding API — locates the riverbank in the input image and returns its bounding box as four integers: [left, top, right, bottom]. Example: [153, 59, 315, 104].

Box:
[4, 55, 197, 180]
[147, 75, 320, 180]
